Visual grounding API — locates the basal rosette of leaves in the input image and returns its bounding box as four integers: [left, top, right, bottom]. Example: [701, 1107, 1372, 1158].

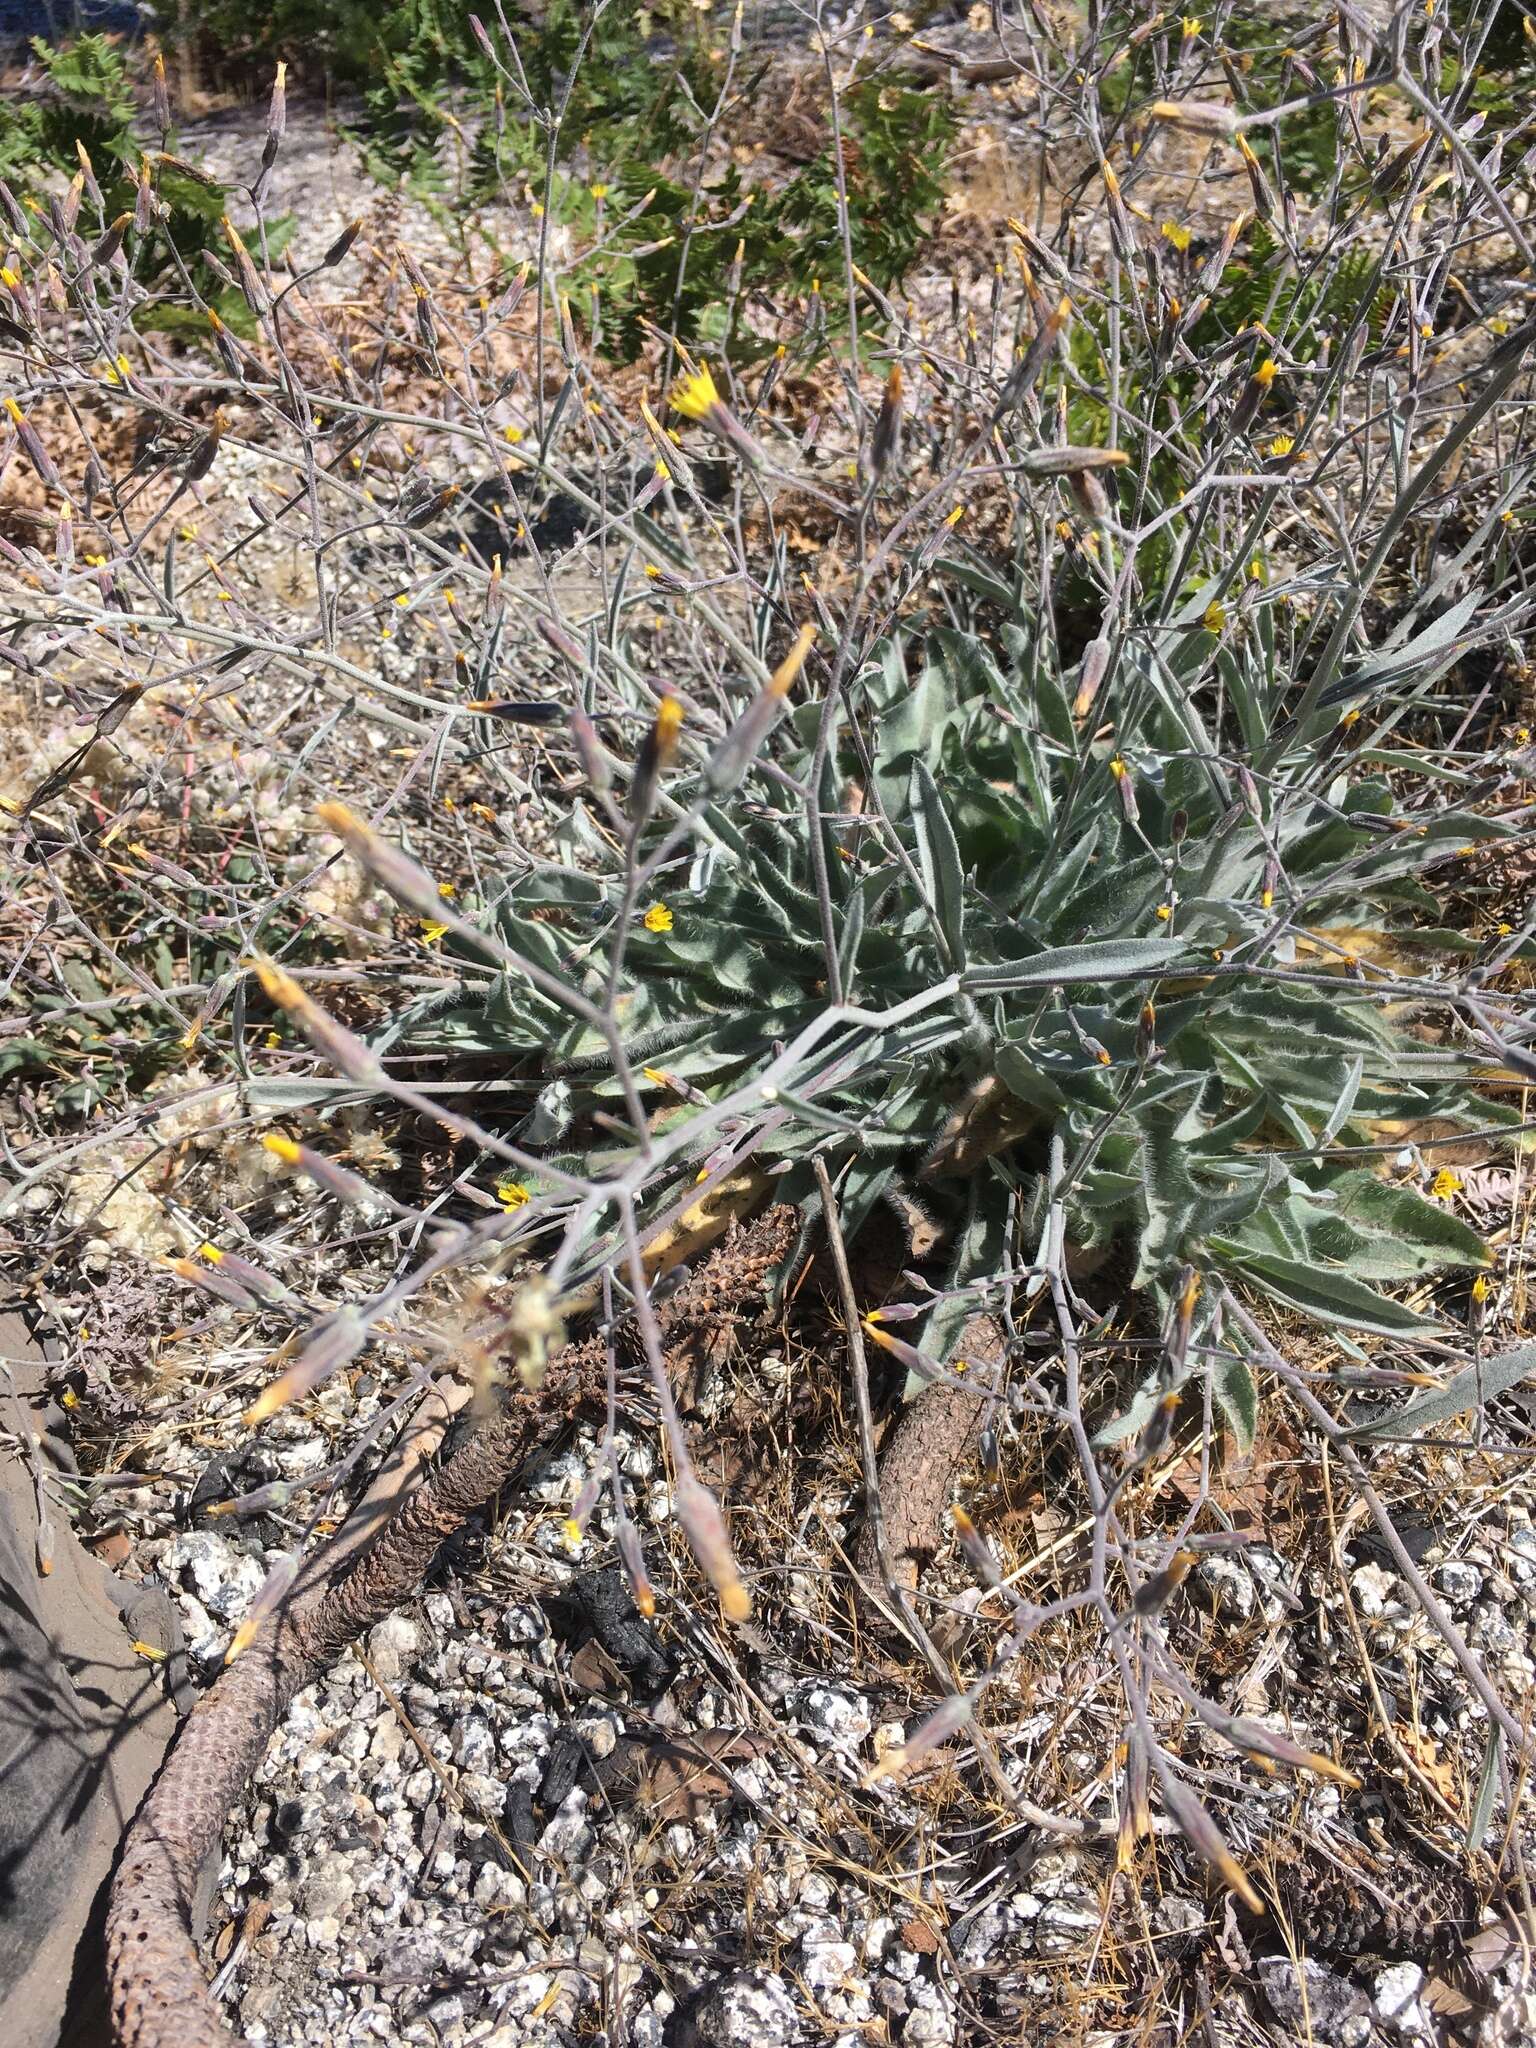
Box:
[385, 602, 1516, 1449]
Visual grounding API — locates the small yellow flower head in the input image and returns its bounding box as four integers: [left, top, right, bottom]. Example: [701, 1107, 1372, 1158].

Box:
[1267, 433, 1295, 458]
[670, 363, 721, 422]
[1472, 1273, 1492, 1303]
[643, 902, 674, 934]
[1182, 14, 1202, 34]
[1109, 756, 1127, 779]
[263, 1134, 302, 1166]
[1156, 903, 1173, 921]
[419, 919, 449, 943]
[1161, 221, 1192, 252]
[1254, 358, 1278, 387]
[657, 694, 684, 750]
[1430, 1169, 1463, 1200]
[1204, 600, 1226, 633]
[496, 1179, 530, 1210]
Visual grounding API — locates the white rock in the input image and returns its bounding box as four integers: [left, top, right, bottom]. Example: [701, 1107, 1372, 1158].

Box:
[788, 1683, 873, 1752]
[539, 1795, 592, 1864]
[903, 1982, 957, 2048]
[680, 1971, 799, 2047]
[460, 1772, 506, 1820]
[369, 1713, 406, 1764]
[1195, 1554, 1255, 1620]
[452, 1717, 496, 1774]
[1375, 1960, 1428, 2031]
[160, 1530, 265, 1624]
[1350, 1561, 1402, 1619]
[366, 1613, 420, 1684]
[1435, 1559, 1484, 1606]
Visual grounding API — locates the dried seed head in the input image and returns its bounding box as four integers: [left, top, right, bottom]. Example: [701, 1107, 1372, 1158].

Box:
[247, 1307, 368, 1424]
[1149, 98, 1238, 136]
[616, 1520, 655, 1617]
[570, 707, 612, 796]
[869, 362, 903, 478]
[248, 954, 386, 1086]
[1132, 1547, 1197, 1615]
[628, 693, 685, 823]
[536, 614, 585, 666]
[323, 218, 363, 269]
[170, 1254, 257, 1310]
[150, 53, 170, 138]
[675, 1470, 751, 1620]
[501, 1276, 563, 1391]
[265, 62, 288, 151]
[864, 1691, 973, 1784]
[1161, 1778, 1264, 1912]
[1072, 636, 1111, 720]
[225, 1549, 301, 1663]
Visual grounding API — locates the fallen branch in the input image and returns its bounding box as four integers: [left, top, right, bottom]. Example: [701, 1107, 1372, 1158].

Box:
[105, 1346, 596, 2048]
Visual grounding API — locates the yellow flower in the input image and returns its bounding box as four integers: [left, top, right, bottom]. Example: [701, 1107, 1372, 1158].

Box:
[496, 1179, 530, 1210]
[1155, 903, 1173, 921]
[420, 919, 449, 943]
[590, 183, 609, 201]
[1203, 600, 1226, 633]
[1429, 1169, 1463, 1200]
[670, 363, 721, 421]
[1267, 434, 1295, 458]
[1161, 221, 1192, 253]
[503, 423, 523, 442]
[644, 902, 674, 934]
[1181, 15, 1202, 35]
[1472, 1273, 1492, 1303]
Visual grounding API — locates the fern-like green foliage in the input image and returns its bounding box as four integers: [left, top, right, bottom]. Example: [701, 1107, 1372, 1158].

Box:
[2, 38, 290, 336]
